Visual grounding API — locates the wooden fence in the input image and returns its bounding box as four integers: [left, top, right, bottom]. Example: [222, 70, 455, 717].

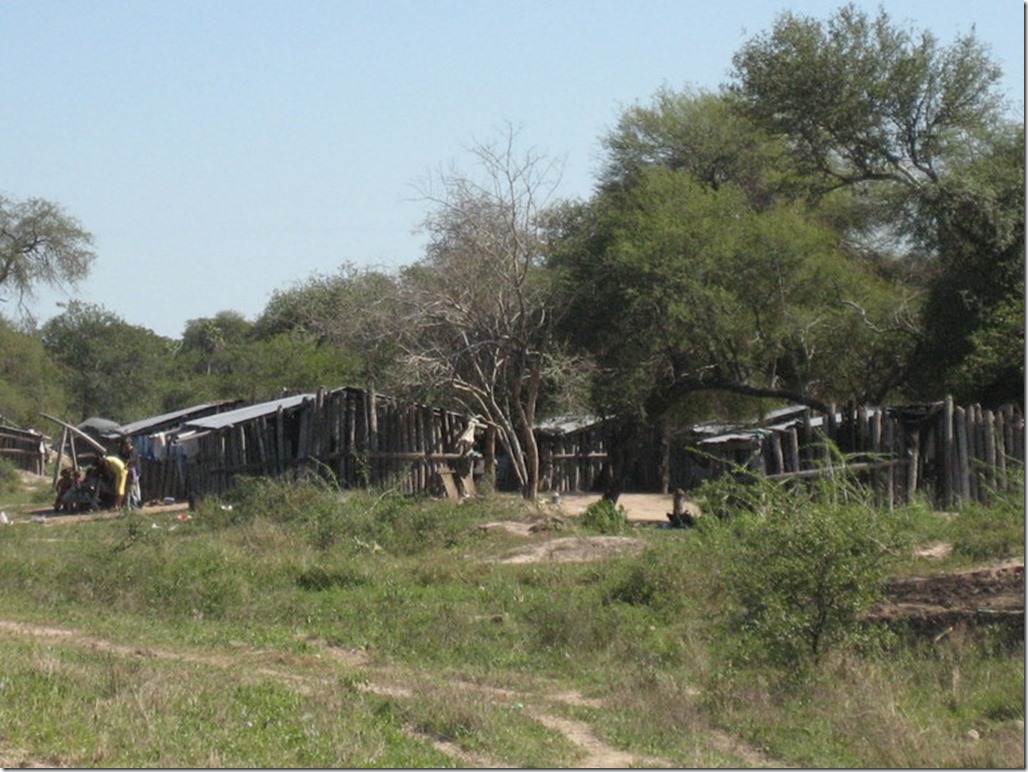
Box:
[537, 422, 610, 494]
[0, 426, 47, 475]
[133, 393, 1022, 510]
[696, 398, 1024, 509]
[139, 387, 488, 503]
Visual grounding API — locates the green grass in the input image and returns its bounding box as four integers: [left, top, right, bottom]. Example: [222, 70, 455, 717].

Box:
[0, 470, 1022, 767]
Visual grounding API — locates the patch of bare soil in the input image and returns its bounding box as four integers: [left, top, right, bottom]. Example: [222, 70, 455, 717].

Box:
[13, 501, 192, 526]
[556, 491, 694, 524]
[489, 534, 649, 564]
[870, 557, 1024, 636]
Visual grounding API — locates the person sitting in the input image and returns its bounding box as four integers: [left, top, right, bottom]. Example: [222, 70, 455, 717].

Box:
[53, 468, 74, 512]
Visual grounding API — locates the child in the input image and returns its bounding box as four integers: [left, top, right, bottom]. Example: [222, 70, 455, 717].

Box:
[53, 468, 73, 512]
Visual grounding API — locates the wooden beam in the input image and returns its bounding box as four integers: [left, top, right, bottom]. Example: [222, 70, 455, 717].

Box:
[38, 413, 107, 454]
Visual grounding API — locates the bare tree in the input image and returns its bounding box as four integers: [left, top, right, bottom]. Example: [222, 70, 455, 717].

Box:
[395, 127, 568, 500]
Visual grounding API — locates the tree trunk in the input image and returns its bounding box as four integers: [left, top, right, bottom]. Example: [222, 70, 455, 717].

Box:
[601, 418, 640, 504]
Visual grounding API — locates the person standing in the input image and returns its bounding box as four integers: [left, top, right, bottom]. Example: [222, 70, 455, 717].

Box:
[118, 437, 142, 509]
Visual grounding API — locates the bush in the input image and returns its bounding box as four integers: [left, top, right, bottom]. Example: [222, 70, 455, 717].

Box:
[218, 474, 484, 555]
[0, 457, 20, 495]
[580, 498, 629, 534]
[717, 474, 904, 668]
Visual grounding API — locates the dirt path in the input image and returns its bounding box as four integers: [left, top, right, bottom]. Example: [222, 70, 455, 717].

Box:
[0, 619, 784, 768]
[555, 491, 692, 524]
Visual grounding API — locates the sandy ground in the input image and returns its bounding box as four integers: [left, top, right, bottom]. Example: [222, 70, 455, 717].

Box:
[553, 491, 700, 524]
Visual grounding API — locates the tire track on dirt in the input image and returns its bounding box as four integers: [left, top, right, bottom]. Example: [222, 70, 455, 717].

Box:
[0, 620, 783, 768]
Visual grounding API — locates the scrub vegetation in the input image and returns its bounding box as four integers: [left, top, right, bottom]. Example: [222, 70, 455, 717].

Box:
[0, 469, 1021, 768]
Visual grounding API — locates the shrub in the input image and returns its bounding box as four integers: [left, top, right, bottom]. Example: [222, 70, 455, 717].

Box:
[0, 457, 20, 495]
[580, 498, 629, 534]
[717, 474, 904, 668]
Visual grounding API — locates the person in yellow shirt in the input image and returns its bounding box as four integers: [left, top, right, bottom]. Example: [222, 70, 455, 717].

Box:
[101, 454, 128, 510]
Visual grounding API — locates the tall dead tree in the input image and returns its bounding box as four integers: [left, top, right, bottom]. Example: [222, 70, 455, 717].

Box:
[394, 127, 568, 501]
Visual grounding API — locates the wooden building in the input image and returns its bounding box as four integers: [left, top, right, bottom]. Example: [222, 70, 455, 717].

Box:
[680, 399, 1024, 509]
[136, 387, 489, 502]
[0, 425, 47, 475]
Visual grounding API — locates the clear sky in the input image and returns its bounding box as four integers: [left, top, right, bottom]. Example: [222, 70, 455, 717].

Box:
[2, 0, 1023, 339]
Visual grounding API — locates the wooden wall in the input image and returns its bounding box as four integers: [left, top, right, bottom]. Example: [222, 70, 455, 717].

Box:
[0, 426, 46, 475]
[134, 393, 1023, 511]
[139, 387, 486, 502]
[695, 398, 1024, 509]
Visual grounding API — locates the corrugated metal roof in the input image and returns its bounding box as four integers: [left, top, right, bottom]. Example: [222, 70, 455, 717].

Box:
[77, 417, 121, 434]
[697, 430, 766, 447]
[183, 394, 314, 430]
[117, 401, 241, 435]
[535, 415, 604, 435]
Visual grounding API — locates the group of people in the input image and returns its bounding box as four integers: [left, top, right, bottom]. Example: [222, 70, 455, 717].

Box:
[53, 437, 142, 513]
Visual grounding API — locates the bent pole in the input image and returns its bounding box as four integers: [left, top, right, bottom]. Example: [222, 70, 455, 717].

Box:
[38, 413, 108, 454]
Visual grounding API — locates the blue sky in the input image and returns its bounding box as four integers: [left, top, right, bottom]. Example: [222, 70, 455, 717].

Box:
[2, 0, 1023, 339]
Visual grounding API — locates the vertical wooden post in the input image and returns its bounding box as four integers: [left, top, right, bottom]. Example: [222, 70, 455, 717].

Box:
[968, 404, 982, 502]
[942, 396, 954, 509]
[770, 432, 784, 475]
[871, 409, 883, 505]
[884, 414, 895, 510]
[368, 389, 378, 486]
[51, 428, 67, 491]
[995, 408, 1007, 491]
[984, 408, 997, 496]
[908, 424, 920, 503]
[955, 405, 970, 505]
[276, 405, 286, 475]
[786, 427, 800, 475]
[801, 409, 812, 467]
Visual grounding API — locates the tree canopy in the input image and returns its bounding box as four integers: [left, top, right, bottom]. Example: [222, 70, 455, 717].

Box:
[729, 4, 1023, 405]
[41, 302, 171, 422]
[0, 196, 95, 316]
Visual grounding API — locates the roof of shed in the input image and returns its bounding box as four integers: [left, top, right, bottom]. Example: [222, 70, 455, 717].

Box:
[117, 401, 243, 436]
[535, 415, 605, 435]
[77, 417, 122, 435]
[183, 394, 314, 430]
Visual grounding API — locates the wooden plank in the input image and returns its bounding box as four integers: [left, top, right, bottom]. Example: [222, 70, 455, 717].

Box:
[770, 432, 784, 475]
[884, 415, 895, 509]
[955, 406, 970, 504]
[942, 396, 955, 509]
[765, 459, 903, 481]
[38, 414, 107, 453]
[786, 427, 800, 475]
[435, 466, 460, 500]
[52, 427, 67, 490]
[984, 409, 997, 493]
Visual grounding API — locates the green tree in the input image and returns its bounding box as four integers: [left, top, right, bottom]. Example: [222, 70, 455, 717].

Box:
[180, 311, 254, 376]
[730, 4, 1004, 196]
[254, 263, 401, 389]
[0, 316, 70, 427]
[599, 87, 797, 207]
[551, 92, 913, 497]
[729, 4, 1023, 403]
[0, 196, 95, 316]
[912, 123, 1025, 404]
[41, 302, 171, 421]
[213, 333, 364, 403]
